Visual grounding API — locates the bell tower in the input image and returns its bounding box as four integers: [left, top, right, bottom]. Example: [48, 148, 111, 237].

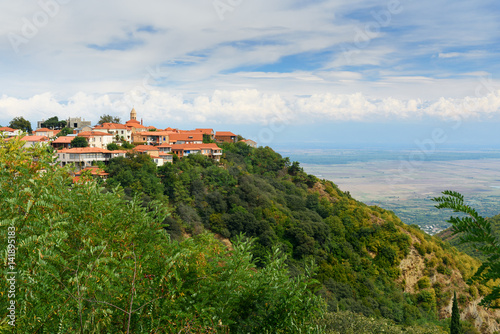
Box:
[130, 107, 137, 121]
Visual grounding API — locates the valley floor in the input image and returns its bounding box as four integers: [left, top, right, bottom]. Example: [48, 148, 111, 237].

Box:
[285, 151, 500, 234]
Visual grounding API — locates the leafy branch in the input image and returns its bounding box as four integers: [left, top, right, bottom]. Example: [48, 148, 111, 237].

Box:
[433, 190, 500, 307]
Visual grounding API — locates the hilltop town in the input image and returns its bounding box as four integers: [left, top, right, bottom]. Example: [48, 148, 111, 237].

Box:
[0, 109, 257, 170]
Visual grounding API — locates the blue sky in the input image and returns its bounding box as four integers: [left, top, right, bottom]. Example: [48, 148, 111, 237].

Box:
[1, 0, 500, 148]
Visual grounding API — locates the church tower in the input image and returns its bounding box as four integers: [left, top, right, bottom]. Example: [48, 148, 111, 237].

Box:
[130, 107, 137, 121]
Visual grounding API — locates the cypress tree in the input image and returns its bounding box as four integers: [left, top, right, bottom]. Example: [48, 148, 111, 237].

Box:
[451, 291, 461, 334]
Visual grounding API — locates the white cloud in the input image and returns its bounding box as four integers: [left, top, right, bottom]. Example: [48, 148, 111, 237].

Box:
[1, 0, 499, 131]
[2, 89, 500, 129]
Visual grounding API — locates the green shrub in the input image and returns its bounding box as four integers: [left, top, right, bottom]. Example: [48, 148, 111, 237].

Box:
[417, 277, 431, 290]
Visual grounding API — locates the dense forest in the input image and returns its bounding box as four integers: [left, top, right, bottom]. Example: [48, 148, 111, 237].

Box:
[1, 137, 498, 333]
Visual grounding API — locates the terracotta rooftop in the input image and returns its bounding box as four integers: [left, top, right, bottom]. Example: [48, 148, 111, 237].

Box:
[216, 131, 236, 137]
[57, 147, 111, 153]
[21, 135, 49, 142]
[78, 131, 113, 137]
[125, 119, 147, 128]
[134, 145, 160, 151]
[93, 123, 128, 130]
[35, 128, 53, 132]
[170, 143, 221, 150]
[169, 133, 204, 141]
[52, 136, 74, 143]
[0, 127, 17, 132]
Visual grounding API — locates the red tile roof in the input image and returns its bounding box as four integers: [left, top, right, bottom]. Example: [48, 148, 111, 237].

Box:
[0, 127, 17, 132]
[34, 128, 53, 132]
[57, 147, 111, 153]
[93, 123, 128, 130]
[21, 135, 49, 142]
[125, 119, 147, 128]
[52, 136, 74, 143]
[78, 131, 113, 137]
[195, 128, 214, 134]
[169, 133, 203, 141]
[134, 145, 160, 152]
[170, 143, 221, 150]
[216, 131, 236, 137]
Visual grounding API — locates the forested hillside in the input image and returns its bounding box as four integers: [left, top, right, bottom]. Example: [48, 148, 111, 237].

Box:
[2, 137, 498, 333]
[105, 141, 499, 332]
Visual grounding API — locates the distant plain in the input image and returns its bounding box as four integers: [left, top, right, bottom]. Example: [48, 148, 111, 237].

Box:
[282, 149, 500, 234]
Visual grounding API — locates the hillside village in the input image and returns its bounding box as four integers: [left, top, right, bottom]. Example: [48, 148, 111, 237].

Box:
[0, 108, 257, 170]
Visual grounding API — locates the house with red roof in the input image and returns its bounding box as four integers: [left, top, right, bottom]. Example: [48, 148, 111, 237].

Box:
[157, 143, 172, 153]
[132, 131, 170, 145]
[21, 135, 49, 148]
[215, 131, 237, 143]
[51, 135, 74, 150]
[34, 128, 59, 138]
[195, 128, 215, 139]
[0, 127, 22, 137]
[168, 133, 203, 145]
[133, 145, 160, 157]
[132, 145, 171, 166]
[93, 123, 133, 143]
[170, 143, 222, 162]
[77, 131, 114, 149]
[56, 147, 127, 169]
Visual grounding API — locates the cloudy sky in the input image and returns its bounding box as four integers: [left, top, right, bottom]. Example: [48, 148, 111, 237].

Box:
[1, 0, 499, 148]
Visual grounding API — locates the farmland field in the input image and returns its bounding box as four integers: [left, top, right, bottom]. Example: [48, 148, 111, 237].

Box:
[282, 149, 500, 234]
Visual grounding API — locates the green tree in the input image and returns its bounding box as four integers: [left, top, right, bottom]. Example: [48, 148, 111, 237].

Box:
[71, 136, 88, 148]
[433, 191, 500, 308]
[121, 141, 135, 149]
[105, 153, 164, 199]
[9, 116, 32, 133]
[107, 143, 120, 151]
[97, 114, 121, 125]
[451, 292, 462, 334]
[203, 134, 215, 143]
[41, 116, 67, 129]
[57, 127, 73, 137]
[0, 137, 324, 333]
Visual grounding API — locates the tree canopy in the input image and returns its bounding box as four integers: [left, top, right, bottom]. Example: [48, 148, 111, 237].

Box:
[9, 116, 32, 133]
[106, 143, 120, 151]
[98, 114, 121, 125]
[105, 152, 164, 200]
[71, 136, 88, 148]
[57, 127, 73, 137]
[41, 116, 67, 129]
[0, 136, 323, 333]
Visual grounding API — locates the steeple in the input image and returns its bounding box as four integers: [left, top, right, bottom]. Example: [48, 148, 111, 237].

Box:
[130, 107, 137, 121]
